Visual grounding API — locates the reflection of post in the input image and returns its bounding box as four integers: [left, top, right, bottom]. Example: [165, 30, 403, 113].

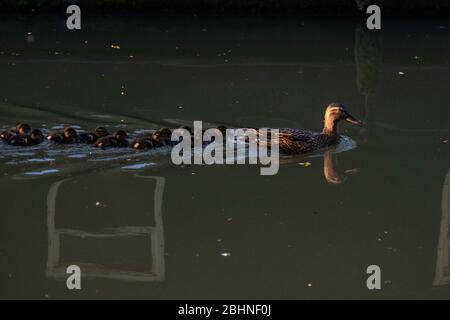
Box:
[433, 169, 450, 286]
[46, 175, 166, 282]
[138, 175, 166, 281]
[355, 23, 383, 139]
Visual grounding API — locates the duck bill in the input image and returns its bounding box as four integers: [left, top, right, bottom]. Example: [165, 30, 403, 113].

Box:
[345, 114, 362, 125]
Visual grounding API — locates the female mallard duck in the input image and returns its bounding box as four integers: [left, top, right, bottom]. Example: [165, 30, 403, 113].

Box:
[48, 127, 78, 144]
[79, 126, 109, 144]
[272, 103, 361, 154]
[94, 130, 129, 148]
[7, 129, 44, 146]
[0, 123, 31, 141]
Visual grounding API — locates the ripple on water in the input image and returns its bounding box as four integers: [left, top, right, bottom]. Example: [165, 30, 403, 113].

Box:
[121, 163, 156, 170]
[24, 169, 59, 176]
[25, 158, 55, 163]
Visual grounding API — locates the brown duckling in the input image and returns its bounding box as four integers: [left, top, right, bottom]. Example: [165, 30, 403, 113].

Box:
[132, 136, 154, 150]
[7, 129, 44, 146]
[94, 130, 129, 148]
[151, 127, 173, 147]
[0, 123, 31, 141]
[79, 126, 109, 144]
[179, 126, 193, 135]
[217, 125, 227, 135]
[47, 127, 78, 144]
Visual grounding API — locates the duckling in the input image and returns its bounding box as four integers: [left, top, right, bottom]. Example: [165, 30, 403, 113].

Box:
[217, 125, 227, 135]
[47, 127, 78, 144]
[7, 129, 44, 146]
[179, 126, 193, 135]
[132, 136, 154, 150]
[151, 127, 173, 147]
[272, 103, 362, 154]
[202, 125, 228, 145]
[79, 126, 109, 144]
[0, 123, 31, 141]
[94, 130, 129, 148]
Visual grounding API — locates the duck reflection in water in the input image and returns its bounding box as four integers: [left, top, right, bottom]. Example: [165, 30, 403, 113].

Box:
[323, 150, 359, 184]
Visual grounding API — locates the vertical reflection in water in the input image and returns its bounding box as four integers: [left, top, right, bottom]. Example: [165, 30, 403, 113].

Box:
[323, 150, 360, 184]
[355, 23, 383, 142]
[45, 173, 166, 282]
[433, 169, 450, 286]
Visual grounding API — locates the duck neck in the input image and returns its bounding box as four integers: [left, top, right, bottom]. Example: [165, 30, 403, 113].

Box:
[322, 118, 338, 135]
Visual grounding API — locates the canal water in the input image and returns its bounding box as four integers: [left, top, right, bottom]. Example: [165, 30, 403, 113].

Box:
[0, 14, 449, 299]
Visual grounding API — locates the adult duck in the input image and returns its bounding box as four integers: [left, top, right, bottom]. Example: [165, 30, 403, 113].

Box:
[271, 103, 362, 154]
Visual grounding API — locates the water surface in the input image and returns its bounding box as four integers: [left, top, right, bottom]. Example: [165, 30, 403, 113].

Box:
[0, 14, 450, 299]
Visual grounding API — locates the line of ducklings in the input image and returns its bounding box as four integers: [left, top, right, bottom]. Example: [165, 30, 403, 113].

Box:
[0, 123, 224, 150]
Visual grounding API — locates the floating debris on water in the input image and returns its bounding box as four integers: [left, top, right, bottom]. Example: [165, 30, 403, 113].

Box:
[95, 201, 107, 207]
[398, 71, 405, 75]
[220, 252, 231, 257]
[110, 44, 121, 49]
[299, 162, 312, 167]
[440, 138, 449, 144]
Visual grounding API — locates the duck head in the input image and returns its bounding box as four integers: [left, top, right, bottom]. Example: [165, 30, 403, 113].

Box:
[115, 130, 128, 140]
[158, 128, 172, 137]
[179, 126, 193, 135]
[95, 126, 109, 138]
[64, 127, 78, 139]
[217, 125, 227, 135]
[322, 103, 362, 135]
[17, 123, 31, 135]
[152, 128, 172, 145]
[30, 129, 44, 142]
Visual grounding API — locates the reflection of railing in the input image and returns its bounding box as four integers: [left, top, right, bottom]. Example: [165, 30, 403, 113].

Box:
[433, 169, 450, 286]
[46, 175, 165, 282]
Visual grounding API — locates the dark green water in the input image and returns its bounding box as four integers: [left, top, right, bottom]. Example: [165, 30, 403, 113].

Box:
[0, 14, 450, 299]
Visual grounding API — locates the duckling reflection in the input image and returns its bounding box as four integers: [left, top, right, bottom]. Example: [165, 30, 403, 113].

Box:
[323, 150, 359, 184]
